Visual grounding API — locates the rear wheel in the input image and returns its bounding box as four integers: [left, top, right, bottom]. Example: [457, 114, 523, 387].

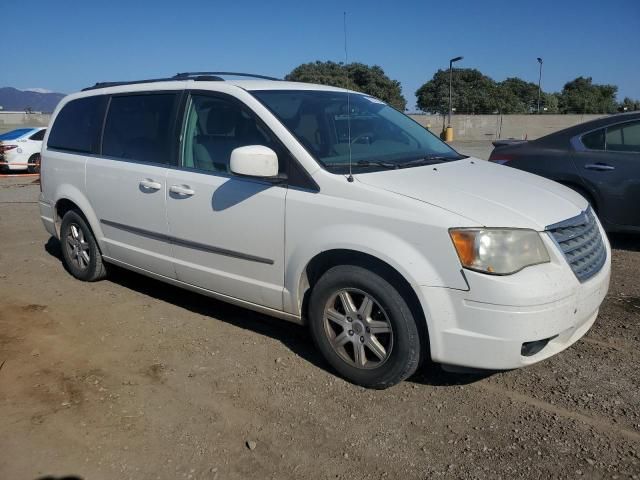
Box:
[60, 210, 107, 282]
[27, 153, 41, 174]
[308, 265, 421, 389]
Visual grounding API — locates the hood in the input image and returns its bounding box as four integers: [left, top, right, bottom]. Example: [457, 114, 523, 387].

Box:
[354, 158, 588, 230]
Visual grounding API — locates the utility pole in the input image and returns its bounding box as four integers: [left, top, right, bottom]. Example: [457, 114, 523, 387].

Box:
[448, 56, 463, 126]
[537, 57, 543, 113]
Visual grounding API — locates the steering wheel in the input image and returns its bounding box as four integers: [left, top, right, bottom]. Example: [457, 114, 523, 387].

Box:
[350, 132, 376, 145]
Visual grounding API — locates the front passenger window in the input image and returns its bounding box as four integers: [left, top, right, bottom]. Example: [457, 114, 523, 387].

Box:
[182, 94, 284, 174]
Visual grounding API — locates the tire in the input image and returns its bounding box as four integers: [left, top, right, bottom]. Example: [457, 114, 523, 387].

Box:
[308, 265, 422, 389]
[27, 153, 41, 174]
[60, 210, 107, 282]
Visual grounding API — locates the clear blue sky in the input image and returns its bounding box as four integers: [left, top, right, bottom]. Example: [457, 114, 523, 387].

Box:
[3, 0, 639, 109]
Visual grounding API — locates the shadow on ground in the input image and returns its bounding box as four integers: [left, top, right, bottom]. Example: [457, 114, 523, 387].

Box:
[35, 476, 83, 480]
[44, 236, 490, 387]
[608, 233, 640, 252]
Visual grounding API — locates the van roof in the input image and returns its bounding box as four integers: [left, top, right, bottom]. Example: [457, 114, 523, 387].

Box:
[82, 72, 351, 94]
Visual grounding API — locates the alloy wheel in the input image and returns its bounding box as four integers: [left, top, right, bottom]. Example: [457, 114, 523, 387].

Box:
[66, 223, 90, 270]
[323, 288, 393, 369]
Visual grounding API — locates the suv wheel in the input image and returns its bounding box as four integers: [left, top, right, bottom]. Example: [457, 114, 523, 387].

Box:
[308, 265, 421, 389]
[60, 210, 107, 281]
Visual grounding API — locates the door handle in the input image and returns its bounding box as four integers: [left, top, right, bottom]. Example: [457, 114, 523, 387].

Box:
[169, 184, 195, 196]
[139, 179, 162, 190]
[584, 163, 615, 171]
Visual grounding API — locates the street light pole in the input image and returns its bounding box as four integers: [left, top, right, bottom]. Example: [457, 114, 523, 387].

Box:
[448, 56, 463, 126]
[537, 57, 543, 113]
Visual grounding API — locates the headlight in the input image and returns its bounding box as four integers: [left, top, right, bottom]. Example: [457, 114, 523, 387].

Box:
[449, 228, 550, 275]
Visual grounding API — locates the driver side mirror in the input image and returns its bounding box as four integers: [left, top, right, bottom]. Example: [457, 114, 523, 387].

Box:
[230, 145, 280, 179]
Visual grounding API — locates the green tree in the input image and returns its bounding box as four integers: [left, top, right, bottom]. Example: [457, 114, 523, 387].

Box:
[619, 97, 640, 112]
[540, 92, 560, 113]
[559, 77, 618, 114]
[497, 77, 540, 113]
[415, 68, 499, 114]
[285, 61, 407, 111]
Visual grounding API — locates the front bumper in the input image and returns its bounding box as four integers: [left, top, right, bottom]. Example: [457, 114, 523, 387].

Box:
[421, 228, 611, 370]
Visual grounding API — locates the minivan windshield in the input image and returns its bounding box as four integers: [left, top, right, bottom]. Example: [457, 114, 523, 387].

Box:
[252, 90, 465, 173]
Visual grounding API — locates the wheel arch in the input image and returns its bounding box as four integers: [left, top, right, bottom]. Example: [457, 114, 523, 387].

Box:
[52, 186, 103, 245]
[296, 248, 430, 356]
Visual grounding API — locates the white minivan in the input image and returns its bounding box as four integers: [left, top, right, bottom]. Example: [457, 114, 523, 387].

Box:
[39, 72, 611, 388]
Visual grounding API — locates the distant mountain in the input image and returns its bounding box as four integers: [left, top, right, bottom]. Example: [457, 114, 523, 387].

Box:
[0, 87, 66, 113]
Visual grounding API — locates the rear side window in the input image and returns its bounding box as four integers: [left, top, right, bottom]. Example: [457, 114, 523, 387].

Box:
[581, 129, 605, 150]
[606, 121, 640, 152]
[29, 129, 46, 141]
[48, 96, 106, 153]
[102, 93, 178, 165]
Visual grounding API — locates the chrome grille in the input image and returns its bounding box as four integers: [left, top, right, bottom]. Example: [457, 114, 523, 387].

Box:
[546, 208, 606, 283]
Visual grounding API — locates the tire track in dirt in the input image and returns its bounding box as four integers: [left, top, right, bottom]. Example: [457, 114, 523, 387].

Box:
[476, 382, 640, 442]
[582, 336, 638, 356]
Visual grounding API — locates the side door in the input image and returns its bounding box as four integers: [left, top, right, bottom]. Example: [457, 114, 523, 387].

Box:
[572, 120, 640, 227]
[85, 91, 181, 278]
[165, 91, 286, 310]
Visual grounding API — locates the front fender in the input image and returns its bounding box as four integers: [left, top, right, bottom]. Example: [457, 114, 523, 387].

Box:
[283, 223, 468, 316]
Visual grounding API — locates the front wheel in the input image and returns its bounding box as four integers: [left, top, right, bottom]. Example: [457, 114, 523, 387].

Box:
[308, 265, 422, 389]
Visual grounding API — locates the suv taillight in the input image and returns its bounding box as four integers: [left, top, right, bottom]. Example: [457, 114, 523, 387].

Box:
[0, 144, 18, 153]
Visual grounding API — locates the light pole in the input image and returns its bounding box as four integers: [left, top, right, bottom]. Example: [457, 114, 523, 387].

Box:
[448, 56, 463, 127]
[537, 57, 543, 113]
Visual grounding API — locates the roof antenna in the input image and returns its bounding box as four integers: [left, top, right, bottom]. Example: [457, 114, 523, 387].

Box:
[344, 11, 354, 183]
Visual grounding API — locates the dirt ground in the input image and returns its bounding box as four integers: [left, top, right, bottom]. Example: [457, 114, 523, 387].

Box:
[1, 176, 639, 480]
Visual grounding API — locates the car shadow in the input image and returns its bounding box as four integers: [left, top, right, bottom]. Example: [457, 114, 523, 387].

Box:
[35, 476, 83, 480]
[608, 232, 640, 252]
[44, 237, 328, 373]
[409, 363, 495, 387]
[44, 236, 491, 387]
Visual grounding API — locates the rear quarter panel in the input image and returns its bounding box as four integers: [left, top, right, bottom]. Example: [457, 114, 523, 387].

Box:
[498, 143, 584, 192]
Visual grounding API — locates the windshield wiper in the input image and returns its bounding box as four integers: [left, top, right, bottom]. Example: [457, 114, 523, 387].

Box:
[356, 160, 398, 169]
[322, 160, 397, 169]
[397, 155, 466, 169]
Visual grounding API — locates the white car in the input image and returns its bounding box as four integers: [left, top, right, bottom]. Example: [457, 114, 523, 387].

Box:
[38, 73, 611, 388]
[0, 127, 46, 172]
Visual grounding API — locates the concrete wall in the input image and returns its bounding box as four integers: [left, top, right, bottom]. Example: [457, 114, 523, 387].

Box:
[409, 114, 605, 141]
[1, 111, 606, 141]
[0, 112, 51, 133]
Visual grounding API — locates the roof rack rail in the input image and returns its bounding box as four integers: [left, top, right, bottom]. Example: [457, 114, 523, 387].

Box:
[173, 72, 281, 81]
[82, 72, 280, 91]
[82, 77, 182, 91]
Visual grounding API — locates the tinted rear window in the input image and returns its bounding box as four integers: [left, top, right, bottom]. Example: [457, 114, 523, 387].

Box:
[29, 129, 46, 141]
[581, 129, 605, 150]
[0, 128, 34, 140]
[48, 96, 107, 153]
[102, 93, 177, 165]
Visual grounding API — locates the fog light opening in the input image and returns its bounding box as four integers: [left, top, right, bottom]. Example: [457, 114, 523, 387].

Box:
[521, 335, 558, 357]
